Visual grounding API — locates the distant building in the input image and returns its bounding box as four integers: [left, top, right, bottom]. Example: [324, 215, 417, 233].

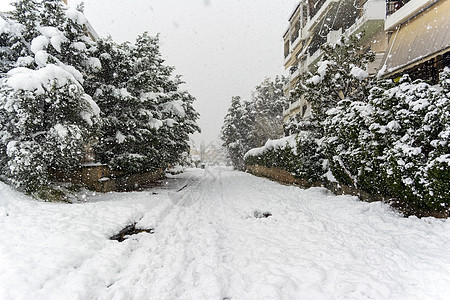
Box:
[190, 140, 232, 166]
[282, 0, 448, 129]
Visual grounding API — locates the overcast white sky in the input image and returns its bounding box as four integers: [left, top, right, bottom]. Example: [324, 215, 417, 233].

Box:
[1, 0, 298, 144]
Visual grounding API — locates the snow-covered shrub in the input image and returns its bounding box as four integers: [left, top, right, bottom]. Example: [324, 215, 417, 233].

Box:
[324, 99, 373, 188]
[353, 71, 450, 210]
[380, 73, 449, 209]
[244, 132, 325, 182]
[221, 77, 288, 169]
[294, 132, 325, 181]
[0, 65, 99, 192]
[323, 70, 449, 210]
[87, 34, 200, 174]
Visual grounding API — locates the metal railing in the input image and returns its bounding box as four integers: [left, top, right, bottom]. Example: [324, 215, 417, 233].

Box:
[386, 0, 409, 15]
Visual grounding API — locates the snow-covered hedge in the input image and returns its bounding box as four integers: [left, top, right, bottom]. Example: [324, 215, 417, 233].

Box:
[245, 69, 450, 213]
[244, 132, 325, 182]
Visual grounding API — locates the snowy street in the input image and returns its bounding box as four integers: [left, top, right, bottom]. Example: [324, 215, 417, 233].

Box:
[1, 167, 450, 299]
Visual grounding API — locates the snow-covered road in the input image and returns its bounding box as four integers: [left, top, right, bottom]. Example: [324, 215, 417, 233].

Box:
[1, 167, 450, 299]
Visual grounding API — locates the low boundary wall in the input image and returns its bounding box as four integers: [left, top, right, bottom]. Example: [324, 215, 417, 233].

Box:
[246, 164, 448, 218]
[51, 165, 164, 193]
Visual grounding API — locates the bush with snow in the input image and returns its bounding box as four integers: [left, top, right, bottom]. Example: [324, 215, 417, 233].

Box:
[245, 31, 449, 214]
[86, 34, 200, 174]
[244, 132, 325, 182]
[221, 77, 288, 169]
[366, 72, 450, 210]
[0, 1, 102, 193]
[0, 65, 98, 192]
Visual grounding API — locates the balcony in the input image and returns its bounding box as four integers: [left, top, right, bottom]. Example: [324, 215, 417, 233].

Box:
[301, 0, 340, 38]
[284, 52, 292, 67]
[310, 0, 327, 19]
[345, 0, 385, 37]
[386, 0, 409, 16]
[290, 68, 300, 83]
[282, 99, 302, 118]
[385, 0, 437, 30]
[291, 34, 302, 51]
[306, 48, 322, 68]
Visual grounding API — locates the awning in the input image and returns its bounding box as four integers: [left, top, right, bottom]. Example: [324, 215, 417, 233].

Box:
[381, 0, 450, 77]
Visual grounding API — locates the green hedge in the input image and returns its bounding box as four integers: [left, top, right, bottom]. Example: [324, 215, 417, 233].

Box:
[245, 69, 450, 214]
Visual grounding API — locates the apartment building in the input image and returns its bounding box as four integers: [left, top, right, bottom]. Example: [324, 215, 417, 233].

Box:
[282, 0, 448, 127]
[380, 0, 449, 83]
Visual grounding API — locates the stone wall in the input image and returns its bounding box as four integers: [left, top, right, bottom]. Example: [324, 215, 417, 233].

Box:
[50, 165, 163, 193]
[247, 164, 384, 202]
[246, 165, 321, 189]
[114, 169, 163, 191]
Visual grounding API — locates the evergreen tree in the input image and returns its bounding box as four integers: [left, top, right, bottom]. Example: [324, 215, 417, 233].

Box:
[293, 33, 375, 134]
[0, 0, 100, 193]
[221, 96, 254, 169]
[251, 76, 288, 146]
[9, 0, 40, 42]
[89, 33, 199, 174]
[0, 65, 99, 192]
[85, 37, 143, 173]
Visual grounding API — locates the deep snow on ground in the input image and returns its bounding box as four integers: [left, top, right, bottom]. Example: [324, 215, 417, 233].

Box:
[1, 167, 450, 300]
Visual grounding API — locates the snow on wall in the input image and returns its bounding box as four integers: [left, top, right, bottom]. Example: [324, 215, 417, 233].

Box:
[244, 135, 297, 160]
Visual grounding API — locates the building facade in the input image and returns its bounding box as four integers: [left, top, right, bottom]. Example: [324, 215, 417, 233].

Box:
[282, 0, 448, 128]
[380, 0, 449, 83]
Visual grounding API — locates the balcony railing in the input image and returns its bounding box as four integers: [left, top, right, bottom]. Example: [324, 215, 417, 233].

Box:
[386, 0, 410, 15]
[310, 0, 327, 19]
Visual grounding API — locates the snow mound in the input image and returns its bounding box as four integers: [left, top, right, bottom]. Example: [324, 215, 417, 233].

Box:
[244, 135, 297, 159]
[6, 64, 82, 94]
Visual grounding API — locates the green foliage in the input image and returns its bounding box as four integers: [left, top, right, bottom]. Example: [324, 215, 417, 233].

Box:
[244, 132, 325, 182]
[246, 32, 449, 214]
[221, 77, 288, 169]
[87, 33, 200, 174]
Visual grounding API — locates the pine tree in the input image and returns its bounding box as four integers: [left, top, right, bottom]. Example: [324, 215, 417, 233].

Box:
[293, 33, 375, 134]
[89, 33, 200, 174]
[0, 65, 99, 192]
[251, 76, 288, 146]
[0, 1, 100, 193]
